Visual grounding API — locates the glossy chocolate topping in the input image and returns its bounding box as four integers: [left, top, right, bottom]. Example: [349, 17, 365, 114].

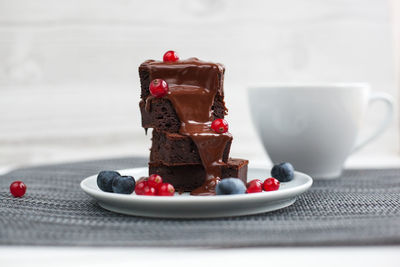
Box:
[144, 58, 229, 195]
[142, 58, 225, 97]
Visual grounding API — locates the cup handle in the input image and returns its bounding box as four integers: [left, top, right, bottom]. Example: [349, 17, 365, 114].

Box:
[351, 92, 394, 153]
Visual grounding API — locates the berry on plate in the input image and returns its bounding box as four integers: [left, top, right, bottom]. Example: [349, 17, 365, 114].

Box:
[149, 79, 169, 98]
[136, 176, 148, 183]
[10, 181, 26, 197]
[246, 179, 263, 193]
[97, 171, 121, 192]
[163, 50, 179, 62]
[157, 183, 175, 196]
[135, 180, 148, 195]
[142, 185, 156, 196]
[271, 162, 294, 182]
[263, 178, 280, 191]
[211, 118, 229, 134]
[148, 174, 163, 188]
[112, 175, 136, 194]
[216, 178, 246, 195]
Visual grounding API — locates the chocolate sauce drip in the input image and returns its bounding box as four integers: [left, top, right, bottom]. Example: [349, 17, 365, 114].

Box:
[144, 58, 228, 195]
[190, 177, 220, 196]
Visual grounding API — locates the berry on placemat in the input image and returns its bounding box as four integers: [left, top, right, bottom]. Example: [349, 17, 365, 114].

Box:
[263, 178, 280, 191]
[163, 50, 179, 62]
[216, 178, 246, 195]
[157, 183, 175, 196]
[135, 180, 148, 195]
[148, 174, 163, 188]
[149, 79, 169, 98]
[97, 171, 121, 192]
[112, 176, 135, 194]
[271, 162, 294, 182]
[246, 179, 263, 193]
[211, 118, 229, 134]
[10, 181, 26, 197]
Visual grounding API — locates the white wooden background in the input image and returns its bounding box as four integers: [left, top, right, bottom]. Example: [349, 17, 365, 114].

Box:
[0, 0, 398, 169]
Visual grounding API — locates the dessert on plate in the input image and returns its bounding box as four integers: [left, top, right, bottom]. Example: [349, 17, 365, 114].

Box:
[138, 51, 249, 195]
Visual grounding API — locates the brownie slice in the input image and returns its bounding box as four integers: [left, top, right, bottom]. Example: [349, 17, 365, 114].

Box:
[149, 158, 248, 191]
[139, 93, 226, 133]
[138, 59, 227, 132]
[139, 59, 225, 100]
[150, 130, 232, 165]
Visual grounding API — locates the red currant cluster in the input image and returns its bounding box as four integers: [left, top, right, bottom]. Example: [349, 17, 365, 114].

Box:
[246, 178, 280, 193]
[135, 174, 175, 196]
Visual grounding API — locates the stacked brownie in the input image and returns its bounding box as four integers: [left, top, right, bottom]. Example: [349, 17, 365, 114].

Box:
[138, 57, 248, 194]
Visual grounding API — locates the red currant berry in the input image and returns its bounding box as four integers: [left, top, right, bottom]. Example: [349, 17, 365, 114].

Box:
[10, 181, 26, 197]
[163, 50, 179, 62]
[142, 185, 156, 196]
[136, 176, 148, 183]
[157, 183, 175, 196]
[135, 180, 148, 195]
[148, 174, 163, 188]
[263, 178, 280, 191]
[246, 179, 263, 193]
[211, 119, 228, 134]
[149, 79, 169, 98]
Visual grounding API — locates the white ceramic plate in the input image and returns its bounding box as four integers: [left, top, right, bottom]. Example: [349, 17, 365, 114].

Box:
[80, 167, 313, 218]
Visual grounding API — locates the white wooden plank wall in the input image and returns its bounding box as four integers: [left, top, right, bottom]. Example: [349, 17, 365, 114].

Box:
[0, 0, 398, 168]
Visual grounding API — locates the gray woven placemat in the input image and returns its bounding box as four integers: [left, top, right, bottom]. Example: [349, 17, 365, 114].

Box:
[0, 156, 399, 247]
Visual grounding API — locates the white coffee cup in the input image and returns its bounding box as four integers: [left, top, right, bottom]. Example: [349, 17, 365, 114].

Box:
[248, 83, 394, 178]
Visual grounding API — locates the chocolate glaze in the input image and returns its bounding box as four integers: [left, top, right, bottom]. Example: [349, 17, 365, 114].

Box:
[144, 58, 229, 195]
[142, 58, 225, 97]
[190, 177, 220, 196]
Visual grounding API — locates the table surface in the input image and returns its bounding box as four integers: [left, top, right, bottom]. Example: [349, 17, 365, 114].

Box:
[1, 157, 400, 266]
[0, 246, 399, 267]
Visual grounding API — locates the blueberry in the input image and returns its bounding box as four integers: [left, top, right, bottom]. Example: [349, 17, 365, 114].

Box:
[97, 171, 120, 192]
[112, 175, 136, 194]
[271, 162, 294, 182]
[216, 178, 246, 195]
